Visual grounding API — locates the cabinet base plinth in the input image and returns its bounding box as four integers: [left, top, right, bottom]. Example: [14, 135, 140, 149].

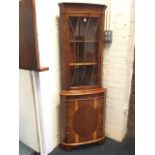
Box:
[60, 136, 105, 151]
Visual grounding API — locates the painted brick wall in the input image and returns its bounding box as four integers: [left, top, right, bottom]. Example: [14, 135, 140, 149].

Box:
[103, 0, 135, 141]
[126, 53, 135, 138]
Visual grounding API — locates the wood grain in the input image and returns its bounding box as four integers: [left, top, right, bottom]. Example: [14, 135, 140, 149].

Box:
[19, 0, 49, 71]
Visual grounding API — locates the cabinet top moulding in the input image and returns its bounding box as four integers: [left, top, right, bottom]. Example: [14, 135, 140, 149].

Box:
[59, 3, 107, 14]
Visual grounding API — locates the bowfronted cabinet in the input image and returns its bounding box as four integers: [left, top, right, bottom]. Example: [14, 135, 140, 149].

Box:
[59, 3, 107, 150]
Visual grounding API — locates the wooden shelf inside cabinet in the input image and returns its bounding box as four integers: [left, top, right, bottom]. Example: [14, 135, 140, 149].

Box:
[61, 88, 107, 96]
[70, 85, 99, 91]
[19, 0, 49, 72]
[70, 62, 97, 66]
[69, 40, 98, 43]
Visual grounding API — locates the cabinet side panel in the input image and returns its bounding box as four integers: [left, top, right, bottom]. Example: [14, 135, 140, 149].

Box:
[66, 100, 76, 143]
[60, 96, 76, 144]
[98, 14, 105, 87]
[96, 96, 105, 138]
[59, 13, 70, 89]
[60, 96, 67, 143]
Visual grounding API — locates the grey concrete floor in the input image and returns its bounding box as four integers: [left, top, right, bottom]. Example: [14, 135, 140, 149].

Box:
[19, 137, 135, 155]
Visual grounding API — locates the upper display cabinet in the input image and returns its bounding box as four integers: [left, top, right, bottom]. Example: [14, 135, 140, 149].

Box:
[59, 3, 107, 90]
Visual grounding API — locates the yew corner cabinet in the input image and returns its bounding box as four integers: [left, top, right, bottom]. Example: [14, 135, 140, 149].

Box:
[58, 3, 107, 150]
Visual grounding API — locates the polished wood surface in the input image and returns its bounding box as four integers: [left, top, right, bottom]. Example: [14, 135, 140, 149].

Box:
[61, 136, 105, 146]
[60, 91, 106, 148]
[19, 0, 49, 71]
[61, 88, 107, 96]
[59, 3, 107, 150]
[59, 3, 107, 14]
[69, 62, 97, 66]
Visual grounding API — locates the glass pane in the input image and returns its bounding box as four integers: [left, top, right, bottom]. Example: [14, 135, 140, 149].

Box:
[69, 42, 98, 63]
[69, 17, 99, 41]
[68, 16, 99, 87]
[70, 65, 98, 87]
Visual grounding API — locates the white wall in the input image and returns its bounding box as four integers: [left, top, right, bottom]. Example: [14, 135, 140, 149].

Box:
[19, 70, 39, 152]
[19, 0, 134, 154]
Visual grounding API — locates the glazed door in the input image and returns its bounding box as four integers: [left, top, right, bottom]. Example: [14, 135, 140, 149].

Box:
[67, 15, 102, 89]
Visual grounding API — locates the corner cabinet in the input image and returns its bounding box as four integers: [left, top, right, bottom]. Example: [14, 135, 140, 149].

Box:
[59, 3, 107, 150]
